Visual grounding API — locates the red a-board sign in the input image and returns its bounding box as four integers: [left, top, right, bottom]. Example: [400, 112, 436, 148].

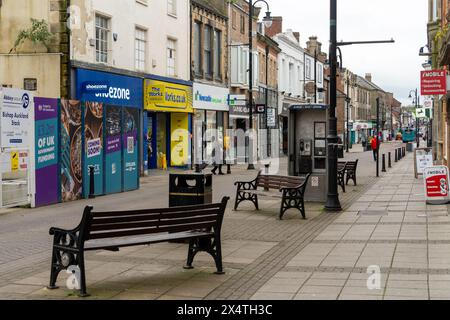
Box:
[421, 70, 447, 96]
[423, 166, 449, 205]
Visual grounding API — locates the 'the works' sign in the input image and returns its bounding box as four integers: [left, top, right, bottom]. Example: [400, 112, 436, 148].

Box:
[421, 70, 447, 96]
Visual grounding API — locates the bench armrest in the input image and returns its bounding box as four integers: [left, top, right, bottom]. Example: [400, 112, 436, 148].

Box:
[49, 226, 80, 236]
[234, 179, 257, 190]
[279, 184, 302, 192]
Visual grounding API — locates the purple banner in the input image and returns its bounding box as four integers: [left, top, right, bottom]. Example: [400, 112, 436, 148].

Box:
[106, 135, 121, 154]
[34, 97, 59, 207]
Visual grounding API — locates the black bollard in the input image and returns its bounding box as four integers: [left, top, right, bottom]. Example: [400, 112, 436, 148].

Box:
[88, 165, 95, 199]
[395, 149, 398, 162]
[388, 152, 392, 168]
[398, 148, 402, 160]
[403, 147, 406, 157]
[382, 154, 387, 172]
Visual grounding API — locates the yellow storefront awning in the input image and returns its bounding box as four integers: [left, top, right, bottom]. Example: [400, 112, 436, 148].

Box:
[144, 79, 193, 113]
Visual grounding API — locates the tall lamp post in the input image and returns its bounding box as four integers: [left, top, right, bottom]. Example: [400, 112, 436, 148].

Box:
[326, 0, 394, 211]
[247, 0, 272, 170]
[409, 89, 419, 147]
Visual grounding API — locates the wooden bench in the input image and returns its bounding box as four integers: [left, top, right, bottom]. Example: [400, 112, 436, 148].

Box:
[47, 197, 230, 297]
[234, 172, 311, 220]
[345, 159, 358, 186]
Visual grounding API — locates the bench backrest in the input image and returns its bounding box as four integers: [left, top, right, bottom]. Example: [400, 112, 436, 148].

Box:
[346, 159, 358, 171]
[256, 173, 305, 190]
[337, 162, 347, 172]
[77, 197, 229, 244]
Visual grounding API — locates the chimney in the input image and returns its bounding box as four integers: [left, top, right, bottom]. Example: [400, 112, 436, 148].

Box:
[365, 73, 372, 83]
[306, 36, 321, 55]
[265, 16, 282, 38]
[293, 32, 300, 44]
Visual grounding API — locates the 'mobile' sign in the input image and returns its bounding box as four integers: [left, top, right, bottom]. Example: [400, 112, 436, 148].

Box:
[421, 70, 447, 96]
[423, 166, 450, 204]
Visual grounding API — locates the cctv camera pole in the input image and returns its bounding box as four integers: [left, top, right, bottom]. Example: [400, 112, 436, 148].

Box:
[325, 0, 342, 211]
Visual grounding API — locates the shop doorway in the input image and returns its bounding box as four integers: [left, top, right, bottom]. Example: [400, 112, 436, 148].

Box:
[282, 117, 288, 155]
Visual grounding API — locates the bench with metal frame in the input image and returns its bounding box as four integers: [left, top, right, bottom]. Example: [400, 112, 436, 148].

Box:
[234, 171, 311, 220]
[47, 197, 230, 297]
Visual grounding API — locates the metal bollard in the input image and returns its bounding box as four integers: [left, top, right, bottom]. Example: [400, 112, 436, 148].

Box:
[395, 149, 398, 162]
[403, 147, 406, 157]
[382, 154, 386, 172]
[388, 152, 392, 168]
[398, 148, 402, 160]
[88, 165, 95, 199]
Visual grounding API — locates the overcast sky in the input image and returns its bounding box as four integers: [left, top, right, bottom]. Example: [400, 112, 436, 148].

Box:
[267, 0, 428, 106]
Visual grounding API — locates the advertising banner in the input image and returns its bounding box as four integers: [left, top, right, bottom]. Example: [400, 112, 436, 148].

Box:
[105, 105, 122, 194]
[423, 166, 450, 204]
[34, 97, 59, 206]
[421, 70, 446, 96]
[61, 99, 83, 202]
[123, 107, 139, 191]
[144, 79, 193, 113]
[0, 88, 33, 148]
[83, 102, 104, 197]
[170, 113, 189, 166]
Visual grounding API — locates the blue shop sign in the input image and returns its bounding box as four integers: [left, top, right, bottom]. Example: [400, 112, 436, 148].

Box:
[76, 69, 142, 108]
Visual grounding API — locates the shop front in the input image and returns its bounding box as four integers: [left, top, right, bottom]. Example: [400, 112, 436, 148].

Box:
[192, 83, 229, 165]
[144, 77, 193, 170]
[353, 122, 373, 145]
[74, 68, 142, 197]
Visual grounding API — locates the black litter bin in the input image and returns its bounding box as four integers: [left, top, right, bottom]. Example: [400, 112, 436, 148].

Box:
[169, 173, 212, 207]
[337, 144, 344, 158]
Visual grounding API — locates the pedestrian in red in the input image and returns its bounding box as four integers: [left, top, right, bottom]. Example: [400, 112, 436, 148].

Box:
[371, 135, 378, 161]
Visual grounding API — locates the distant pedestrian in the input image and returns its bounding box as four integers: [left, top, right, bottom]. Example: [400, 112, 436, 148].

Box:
[211, 136, 224, 175]
[371, 135, 378, 161]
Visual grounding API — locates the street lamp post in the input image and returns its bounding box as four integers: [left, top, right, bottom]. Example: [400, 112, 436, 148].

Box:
[247, 0, 272, 170]
[325, 0, 394, 212]
[409, 89, 419, 148]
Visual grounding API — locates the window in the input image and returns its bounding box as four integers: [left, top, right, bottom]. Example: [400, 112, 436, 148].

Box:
[213, 30, 221, 79]
[232, 11, 237, 29]
[167, 39, 176, 77]
[305, 59, 311, 79]
[194, 22, 202, 75]
[240, 15, 245, 34]
[135, 28, 146, 71]
[318, 65, 323, 83]
[203, 25, 212, 76]
[95, 14, 110, 63]
[168, 0, 177, 16]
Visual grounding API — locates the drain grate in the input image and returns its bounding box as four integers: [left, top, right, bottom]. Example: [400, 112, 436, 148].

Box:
[357, 210, 388, 216]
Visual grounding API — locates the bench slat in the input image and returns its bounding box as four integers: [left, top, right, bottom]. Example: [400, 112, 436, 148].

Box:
[89, 214, 219, 232]
[91, 208, 221, 225]
[91, 203, 223, 218]
[84, 231, 214, 251]
[87, 221, 216, 240]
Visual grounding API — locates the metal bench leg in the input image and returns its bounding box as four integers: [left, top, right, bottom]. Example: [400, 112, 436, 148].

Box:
[213, 236, 225, 275]
[184, 239, 197, 270]
[47, 247, 61, 290]
[78, 251, 90, 297]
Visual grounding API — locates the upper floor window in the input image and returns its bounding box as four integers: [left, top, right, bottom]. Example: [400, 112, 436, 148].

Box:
[135, 28, 146, 71]
[194, 22, 202, 75]
[168, 0, 177, 16]
[95, 14, 110, 63]
[213, 30, 222, 79]
[318, 65, 323, 83]
[167, 38, 177, 77]
[305, 59, 311, 79]
[203, 25, 212, 76]
[232, 11, 237, 29]
[240, 15, 245, 34]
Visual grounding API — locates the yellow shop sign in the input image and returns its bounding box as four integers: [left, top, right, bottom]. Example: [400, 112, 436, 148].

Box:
[144, 79, 193, 113]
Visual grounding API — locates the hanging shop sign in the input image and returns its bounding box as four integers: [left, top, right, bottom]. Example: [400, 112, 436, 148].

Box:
[75, 68, 142, 108]
[421, 69, 446, 96]
[34, 97, 59, 207]
[144, 79, 193, 113]
[423, 165, 450, 204]
[193, 83, 229, 111]
[267, 108, 277, 128]
[0, 88, 33, 148]
[228, 94, 247, 106]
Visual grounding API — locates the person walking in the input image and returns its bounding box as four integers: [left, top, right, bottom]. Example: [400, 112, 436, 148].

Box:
[371, 135, 378, 161]
[211, 136, 224, 175]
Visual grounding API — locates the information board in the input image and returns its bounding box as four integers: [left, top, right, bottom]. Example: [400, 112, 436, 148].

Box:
[414, 148, 433, 178]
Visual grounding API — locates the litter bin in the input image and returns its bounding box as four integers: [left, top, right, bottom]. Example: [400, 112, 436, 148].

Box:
[406, 142, 413, 152]
[169, 173, 212, 207]
[337, 144, 344, 158]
